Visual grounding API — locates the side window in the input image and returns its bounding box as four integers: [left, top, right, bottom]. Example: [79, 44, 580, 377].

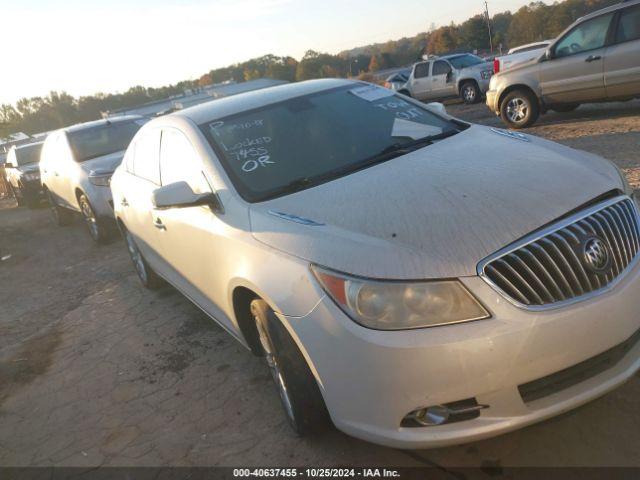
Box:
[554, 13, 614, 58]
[432, 60, 452, 76]
[160, 129, 211, 194]
[615, 6, 640, 43]
[133, 129, 161, 185]
[414, 62, 429, 79]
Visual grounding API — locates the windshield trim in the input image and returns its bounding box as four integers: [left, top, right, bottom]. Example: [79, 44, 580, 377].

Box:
[199, 84, 463, 203]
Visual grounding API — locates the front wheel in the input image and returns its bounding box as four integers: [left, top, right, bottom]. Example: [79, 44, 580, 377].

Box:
[460, 81, 480, 104]
[500, 89, 540, 129]
[11, 185, 24, 207]
[251, 299, 330, 436]
[124, 228, 163, 289]
[78, 193, 112, 244]
[46, 189, 73, 226]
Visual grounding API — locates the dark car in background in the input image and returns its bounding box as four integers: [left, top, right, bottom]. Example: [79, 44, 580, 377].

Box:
[5, 142, 45, 208]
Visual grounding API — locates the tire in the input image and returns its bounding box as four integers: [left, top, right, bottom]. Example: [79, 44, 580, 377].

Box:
[123, 227, 163, 289]
[499, 89, 540, 129]
[11, 185, 24, 207]
[250, 299, 330, 436]
[25, 192, 40, 209]
[460, 81, 480, 105]
[78, 193, 112, 244]
[46, 188, 73, 226]
[552, 104, 580, 113]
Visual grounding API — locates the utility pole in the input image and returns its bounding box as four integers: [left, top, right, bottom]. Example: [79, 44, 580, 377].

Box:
[484, 1, 494, 53]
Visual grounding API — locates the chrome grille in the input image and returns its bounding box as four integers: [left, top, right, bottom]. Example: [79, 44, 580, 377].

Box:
[479, 196, 640, 309]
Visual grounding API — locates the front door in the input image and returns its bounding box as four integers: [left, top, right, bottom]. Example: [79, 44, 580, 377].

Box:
[604, 4, 640, 99]
[539, 12, 614, 103]
[428, 60, 456, 100]
[154, 128, 234, 331]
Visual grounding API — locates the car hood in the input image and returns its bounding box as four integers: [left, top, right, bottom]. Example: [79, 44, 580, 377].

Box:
[79, 151, 125, 174]
[249, 125, 623, 280]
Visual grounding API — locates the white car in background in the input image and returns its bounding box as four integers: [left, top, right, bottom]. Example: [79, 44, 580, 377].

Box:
[111, 79, 640, 448]
[493, 40, 552, 73]
[40, 115, 146, 243]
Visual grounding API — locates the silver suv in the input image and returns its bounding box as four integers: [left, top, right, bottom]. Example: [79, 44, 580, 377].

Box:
[487, 0, 640, 128]
[399, 53, 493, 104]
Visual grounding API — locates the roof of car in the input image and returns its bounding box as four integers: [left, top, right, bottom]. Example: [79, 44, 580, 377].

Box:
[580, 0, 639, 22]
[176, 78, 356, 125]
[13, 141, 43, 151]
[62, 114, 144, 134]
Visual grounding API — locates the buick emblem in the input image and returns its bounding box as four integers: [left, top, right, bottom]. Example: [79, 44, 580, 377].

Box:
[582, 237, 611, 273]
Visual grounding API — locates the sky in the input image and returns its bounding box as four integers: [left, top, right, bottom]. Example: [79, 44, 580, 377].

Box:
[1, 0, 537, 106]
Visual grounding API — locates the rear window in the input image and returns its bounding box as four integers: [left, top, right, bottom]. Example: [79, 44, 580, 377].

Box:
[200, 84, 458, 202]
[15, 143, 43, 166]
[68, 119, 146, 162]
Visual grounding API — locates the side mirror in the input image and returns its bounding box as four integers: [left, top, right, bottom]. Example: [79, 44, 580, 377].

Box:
[152, 181, 222, 212]
[540, 48, 552, 62]
[426, 102, 447, 115]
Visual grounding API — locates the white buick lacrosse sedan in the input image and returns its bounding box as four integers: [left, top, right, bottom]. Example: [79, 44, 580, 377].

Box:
[110, 79, 640, 448]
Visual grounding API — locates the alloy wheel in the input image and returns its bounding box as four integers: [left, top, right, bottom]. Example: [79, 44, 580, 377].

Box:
[463, 85, 476, 102]
[254, 313, 296, 425]
[79, 196, 99, 240]
[506, 97, 528, 123]
[125, 231, 148, 284]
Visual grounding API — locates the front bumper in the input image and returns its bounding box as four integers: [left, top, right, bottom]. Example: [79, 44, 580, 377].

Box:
[283, 262, 640, 449]
[86, 184, 115, 219]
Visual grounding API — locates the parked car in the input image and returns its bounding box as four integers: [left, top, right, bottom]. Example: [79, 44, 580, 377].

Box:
[493, 40, 552, 73]
[40, 115, 147, 243]
[111, 78, 640, 448]
[399, 53, 493, 104]
[4, 142, 45, 208]
[384, 69, 410, 91]
[487, 0, 640, 128]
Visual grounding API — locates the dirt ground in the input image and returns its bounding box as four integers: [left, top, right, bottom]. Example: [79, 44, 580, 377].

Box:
[1, 100, 639, 469]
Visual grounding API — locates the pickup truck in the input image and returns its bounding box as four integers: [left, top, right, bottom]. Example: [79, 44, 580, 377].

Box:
[492, 40, 551, 73]
[398, 53, 494, 104]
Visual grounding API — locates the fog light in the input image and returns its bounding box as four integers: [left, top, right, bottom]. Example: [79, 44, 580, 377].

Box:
[414, 405, 450, 426]
[402, 398, 488, 428]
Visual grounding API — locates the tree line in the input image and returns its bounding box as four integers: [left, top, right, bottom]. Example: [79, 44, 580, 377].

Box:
[0, 0, 618, 140]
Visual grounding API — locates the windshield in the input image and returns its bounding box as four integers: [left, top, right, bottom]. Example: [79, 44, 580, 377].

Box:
[15, 143, 43, 166]
[448, 54, 484, 69]
[68, 120, 144, 162]
[200, 84, 460, 202]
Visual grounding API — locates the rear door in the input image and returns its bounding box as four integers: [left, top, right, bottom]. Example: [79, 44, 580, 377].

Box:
[539, 12, 615, 103]
[408, 62, 431, 100]
[604, 4, 640, 98]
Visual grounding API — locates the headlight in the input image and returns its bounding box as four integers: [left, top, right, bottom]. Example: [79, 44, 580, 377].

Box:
[23, 172, 40, 182]
[311, 266, 490, 330]
[480, 70, 492, 80]
[89, 174, 112, 186]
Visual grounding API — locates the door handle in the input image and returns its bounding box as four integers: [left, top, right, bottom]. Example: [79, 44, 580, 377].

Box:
[153, 217, 166, 230]
[121, 198, 129, 207]
[585, 55, 602, 63]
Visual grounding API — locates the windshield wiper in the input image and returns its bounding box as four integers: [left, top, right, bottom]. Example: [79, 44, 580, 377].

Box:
[264, 129, 461, 200]
[386, 129, 460, 153]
